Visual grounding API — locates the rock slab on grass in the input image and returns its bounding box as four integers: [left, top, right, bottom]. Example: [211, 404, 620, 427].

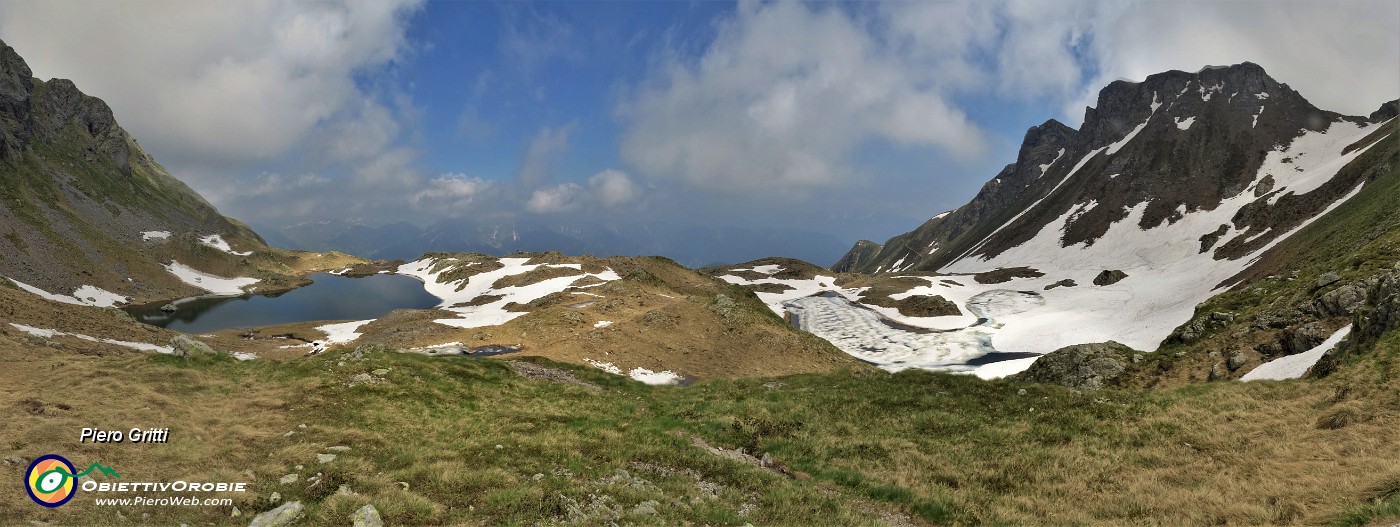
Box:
[1011, 341, 1137, 391]
[171, 335, 217, 357]
[248, 501, 303, 527]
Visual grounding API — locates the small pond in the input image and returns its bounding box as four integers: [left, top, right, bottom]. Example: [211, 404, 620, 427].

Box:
[127, 273, 439, 333]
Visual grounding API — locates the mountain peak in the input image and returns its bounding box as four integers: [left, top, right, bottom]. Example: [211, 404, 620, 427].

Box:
[838, 60, 1384, 276]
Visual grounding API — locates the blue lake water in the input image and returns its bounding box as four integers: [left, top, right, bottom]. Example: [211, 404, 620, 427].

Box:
[127, 273, 439, 333]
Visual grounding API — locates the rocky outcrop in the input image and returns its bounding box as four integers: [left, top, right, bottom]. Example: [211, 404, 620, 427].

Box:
[0, 41, 34, 158]
[1011, 341, 1138, 391]
[1369, 99, 1398, 123]
[1313, 267, 1400, 376]
[1093, 270, 1128, 286]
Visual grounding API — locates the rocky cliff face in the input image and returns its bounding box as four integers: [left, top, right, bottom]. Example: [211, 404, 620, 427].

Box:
[838, 63, 1392, 274]
[0, 39, 267, 303]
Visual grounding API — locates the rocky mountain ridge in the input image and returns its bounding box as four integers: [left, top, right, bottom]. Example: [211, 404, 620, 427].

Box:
[837, 62, 1395, 274]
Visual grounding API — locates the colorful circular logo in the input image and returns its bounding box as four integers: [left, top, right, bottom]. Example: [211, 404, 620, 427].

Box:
[25, 454, 77, 508]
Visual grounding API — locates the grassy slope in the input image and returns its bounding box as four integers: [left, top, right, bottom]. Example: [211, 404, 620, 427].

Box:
[4, 325, 1399, 526]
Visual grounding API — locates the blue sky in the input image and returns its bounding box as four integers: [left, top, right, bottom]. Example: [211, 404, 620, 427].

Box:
[2, 1, 1397, 264]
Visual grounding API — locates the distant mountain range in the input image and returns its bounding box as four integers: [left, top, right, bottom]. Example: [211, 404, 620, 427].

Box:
[260, 217, 850, 269]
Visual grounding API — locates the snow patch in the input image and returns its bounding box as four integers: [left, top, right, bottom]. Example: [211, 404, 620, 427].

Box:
[1175, 116, 1195, 130]
[164, 261, 260, 296]
[594, 320, 613, 328]
[628, 368, 681, 385]
[315, 320, 373, 346]
[9, 323, 175, 354]
[717, 272, 841, 316]
[730, 264, 783, 275]
[1198, 82, 1223, 101]
[398, 256, 621, 329]
[1242, 325, 1350, 381]
[1106, 111, 1154, 155]
[141, 231, 171, 241]
[584, 358, 622, 375]
[968, 356, 1042, 379]
[72, 285, 127, 307]
[199, 234, 253, 256]
[5, 278, 126, 307]
[1037, 148, 1066, 179]
[1262, 121, 1375, 205]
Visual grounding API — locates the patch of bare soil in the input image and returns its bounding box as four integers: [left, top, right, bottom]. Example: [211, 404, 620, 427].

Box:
[505, 360, 602, 391]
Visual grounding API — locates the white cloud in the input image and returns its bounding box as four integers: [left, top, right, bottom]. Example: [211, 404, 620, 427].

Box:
[0, 0, 423, 167]
[411, 173, 495, 215]
[498, 5, 581, 73]
[588, 169, 643, 208]
[516, 123, 576, 188]
[620, 0, 1397, 199]
[617, 1, 990, 195]
[1067, 1, 1399, 121]
[525, 169, 645, 214]
[525, 183, 582, 214]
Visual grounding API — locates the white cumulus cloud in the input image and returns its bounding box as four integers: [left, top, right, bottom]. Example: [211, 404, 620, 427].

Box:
[525, 169, 645, 214]
[618, 1, 988, 195]
[0, 0, 423, 167]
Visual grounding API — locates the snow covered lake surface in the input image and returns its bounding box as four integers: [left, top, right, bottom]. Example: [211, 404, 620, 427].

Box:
[718, 267, 1053, 378]
[127, 273, 438, 333]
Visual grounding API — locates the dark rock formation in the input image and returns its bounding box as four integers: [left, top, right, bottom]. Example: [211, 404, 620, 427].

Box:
[1093, 270, 1128, 286]
[1011, 341, 1138, 391]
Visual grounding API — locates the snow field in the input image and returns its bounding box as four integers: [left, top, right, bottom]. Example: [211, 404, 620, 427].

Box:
[164, 261, 260, 295]
[397, 257, 621, 329]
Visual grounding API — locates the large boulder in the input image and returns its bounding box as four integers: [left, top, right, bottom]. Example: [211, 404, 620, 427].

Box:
[1093, 270, 1128, 286]
[170, 335, 217, 358]
[1316, 279, 1370, 316]
[1011, 341, 1137, 391]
